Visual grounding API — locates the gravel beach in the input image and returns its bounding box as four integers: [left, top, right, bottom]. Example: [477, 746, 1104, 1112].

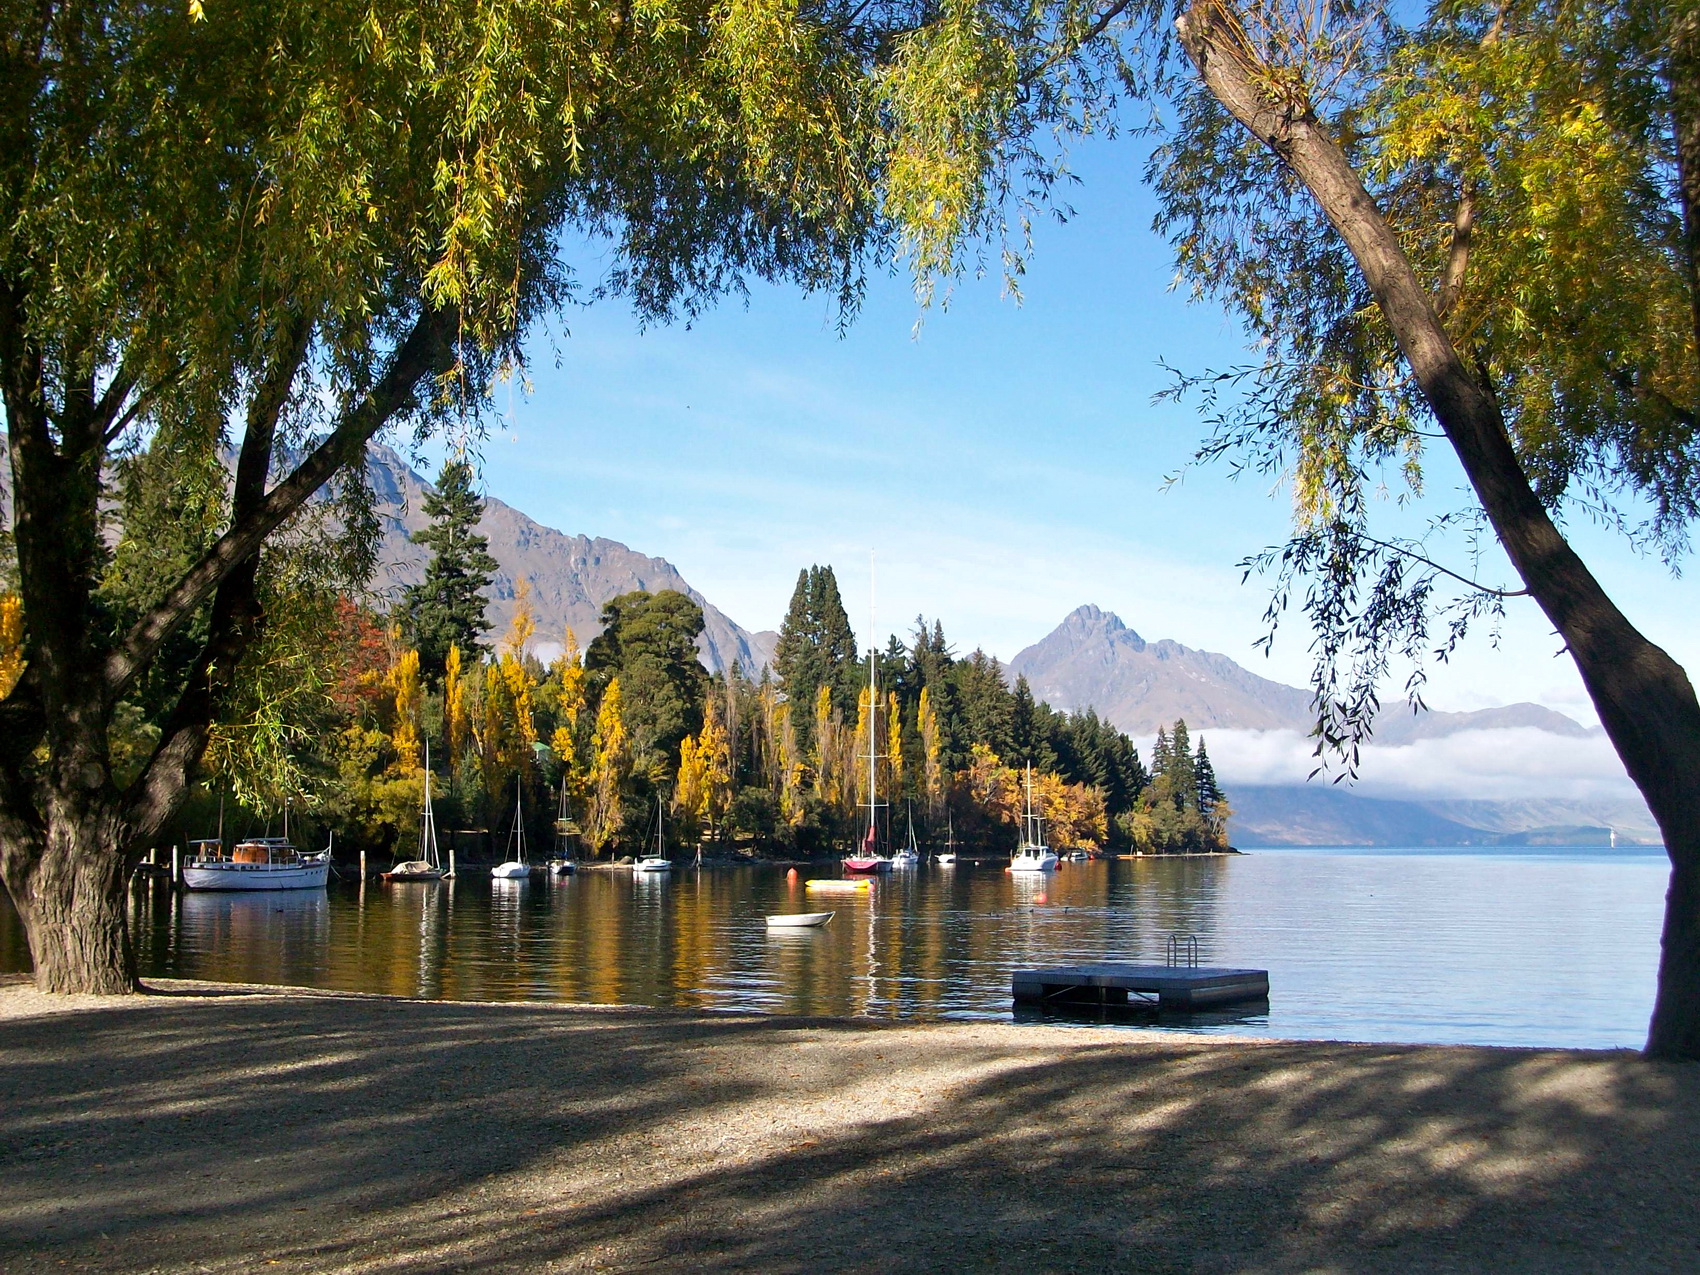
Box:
[2, 976, 1696, 1273]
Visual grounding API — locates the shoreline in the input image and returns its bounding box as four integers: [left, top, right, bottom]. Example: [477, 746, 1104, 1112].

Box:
[2, 979, 1694, 1272]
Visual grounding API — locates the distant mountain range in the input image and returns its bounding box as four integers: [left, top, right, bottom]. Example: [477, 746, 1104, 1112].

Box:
[1227, 786, 1659, 847]
[1008, 604, 1590, 742]
[1008, 604, 1659, 847]
[1009, 604, 1315, 733]
[366, 446, 777, 674]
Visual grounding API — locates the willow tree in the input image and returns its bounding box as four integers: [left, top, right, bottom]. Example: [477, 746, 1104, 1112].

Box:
[883, 0, 1700, 1056]
[0, 0, 901, 992]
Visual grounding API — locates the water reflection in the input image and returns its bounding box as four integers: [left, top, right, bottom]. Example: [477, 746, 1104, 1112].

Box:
[0, 850, 1673, 1048]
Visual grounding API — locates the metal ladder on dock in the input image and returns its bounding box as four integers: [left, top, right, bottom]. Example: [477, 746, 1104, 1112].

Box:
[1165, 933, 1199, 968]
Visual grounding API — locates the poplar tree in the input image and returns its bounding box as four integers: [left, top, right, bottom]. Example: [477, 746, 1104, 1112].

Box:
[402, 461, 498, 683]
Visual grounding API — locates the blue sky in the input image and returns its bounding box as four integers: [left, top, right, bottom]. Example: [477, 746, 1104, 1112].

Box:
[422, 135, 1698, 729]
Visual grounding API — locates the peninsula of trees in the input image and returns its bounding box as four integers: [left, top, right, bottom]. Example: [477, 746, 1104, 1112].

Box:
[211, 484, 1231, 862]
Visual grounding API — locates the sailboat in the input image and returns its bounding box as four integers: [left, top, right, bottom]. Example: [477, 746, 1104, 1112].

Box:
[383, 743, 446, 882]
[634, 794, 672, 872]
[1008, 764, 1059, 872]
[491, 775, 533, 880]
[891, 804, 920, 868]
[935, 811, 957, 865]
[547, 781, 577, 875]
[842, 627, 892, 874]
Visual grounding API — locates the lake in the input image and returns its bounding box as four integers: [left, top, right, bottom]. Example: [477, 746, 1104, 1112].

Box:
[0, 847, 1671, 1050]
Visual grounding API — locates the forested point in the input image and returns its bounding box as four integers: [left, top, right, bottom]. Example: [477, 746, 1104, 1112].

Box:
[76, 485, 1230, 862]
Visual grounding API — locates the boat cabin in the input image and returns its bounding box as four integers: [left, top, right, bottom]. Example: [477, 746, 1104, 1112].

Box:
[190, 837, 303, 865]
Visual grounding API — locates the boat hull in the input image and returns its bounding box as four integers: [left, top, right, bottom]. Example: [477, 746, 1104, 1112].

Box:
[182, 860, 329, 891]
[805, 878, 870, 893]
[633, 858, 672, 873]
[491, 862, 532, 880]
[842, 857, 891, 873]
[766, 911, 834, 928]
[1009, 852, 1059, 872]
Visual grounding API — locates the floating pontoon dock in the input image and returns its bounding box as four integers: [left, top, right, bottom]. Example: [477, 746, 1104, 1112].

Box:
[1012, 962, 1269, 1011]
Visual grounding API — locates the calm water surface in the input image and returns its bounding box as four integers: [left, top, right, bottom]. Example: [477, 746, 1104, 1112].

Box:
[0, 847, 1670, 1049]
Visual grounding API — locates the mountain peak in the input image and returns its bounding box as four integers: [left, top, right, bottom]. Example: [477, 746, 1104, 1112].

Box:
[1061, 604, 1140, 643]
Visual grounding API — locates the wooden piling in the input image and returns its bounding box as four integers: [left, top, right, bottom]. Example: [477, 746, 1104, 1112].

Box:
[359, 850, 367, 881]
[170, 844, 180, 889]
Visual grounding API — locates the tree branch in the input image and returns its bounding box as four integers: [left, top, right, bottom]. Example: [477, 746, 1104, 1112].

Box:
[1668, 8, 1700, 361]
[103, 306, 456, 704]
[1346, 528, 1527, 598]
[1435, 182, 1473, 319]
[123, 314, 316, 839]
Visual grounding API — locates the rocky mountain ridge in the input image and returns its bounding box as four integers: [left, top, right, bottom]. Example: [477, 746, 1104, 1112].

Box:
[366, 446, 777, 674]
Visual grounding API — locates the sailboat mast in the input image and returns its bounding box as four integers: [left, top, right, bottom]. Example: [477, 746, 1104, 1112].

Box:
[868, 551, 878, 847]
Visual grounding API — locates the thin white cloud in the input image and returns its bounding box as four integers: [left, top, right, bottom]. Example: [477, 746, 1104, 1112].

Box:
[1205, 727, 1639, 803]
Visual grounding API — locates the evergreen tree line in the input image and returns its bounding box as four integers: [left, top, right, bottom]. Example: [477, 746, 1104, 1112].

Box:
[175, 471, 1231, 860]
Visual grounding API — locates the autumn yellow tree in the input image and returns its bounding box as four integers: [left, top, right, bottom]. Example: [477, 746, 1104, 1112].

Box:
[0, 595, 23, 700]
[443, 645, 469, 776]
[675, 710, 730, 837]
[587, 678, 632, 854]
[551, 629, 590, 818]
[885, 692, 903, 800]
[387, 644, 423, 775]
[816, 683, 853, 817]
[917, 686, 943, 819]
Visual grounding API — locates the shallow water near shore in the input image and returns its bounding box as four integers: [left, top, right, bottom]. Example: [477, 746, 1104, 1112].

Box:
[0, 846, 1670, 1048]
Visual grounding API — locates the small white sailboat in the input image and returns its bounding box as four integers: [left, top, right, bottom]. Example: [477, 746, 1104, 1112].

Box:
[547, 780, 577, 876]
[842, 614, 893, 874]
[385, 743, 446, 882]
[491, 776, 533, 880]
[1008, 764, 1058, 873]
[890, 804, 920, 868]
[765, 911, 835, 928]
[634, 794, 672, 873]
[935, 812, 957, 865]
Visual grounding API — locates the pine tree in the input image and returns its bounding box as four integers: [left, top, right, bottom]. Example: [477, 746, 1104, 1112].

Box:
[403, 461, 499, 683]
[1166, 719, 1196, 811]
[1194, 737, 1222, 816]
[773, 564, 859, 749]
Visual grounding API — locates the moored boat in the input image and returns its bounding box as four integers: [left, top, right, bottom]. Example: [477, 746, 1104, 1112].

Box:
[384, 743, 446, 882]
[765, 911, 834, 928]
[182, 837, 329, 891]
[936, 812, 957, 865]
[547, 780, 577, 875]
[490, 774, 534, 881]
[1008, 765, 1058, 873]
[633, 794, 672, 872]
[890, 805, 920, 867]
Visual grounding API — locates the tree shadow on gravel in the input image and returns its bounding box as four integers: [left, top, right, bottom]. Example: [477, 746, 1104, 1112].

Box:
[1, 993, 1696, 1274]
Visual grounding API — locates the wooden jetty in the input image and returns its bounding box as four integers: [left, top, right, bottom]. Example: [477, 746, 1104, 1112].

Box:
[1011, 963, 1269, 1011]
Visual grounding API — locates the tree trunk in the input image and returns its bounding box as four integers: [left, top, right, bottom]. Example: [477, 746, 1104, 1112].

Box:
[1178, 1, 1700, 1057]
[7, 801, 134, 994]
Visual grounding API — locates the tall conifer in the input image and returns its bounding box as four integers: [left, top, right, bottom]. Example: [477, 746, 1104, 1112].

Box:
[402, 461, 498, 683]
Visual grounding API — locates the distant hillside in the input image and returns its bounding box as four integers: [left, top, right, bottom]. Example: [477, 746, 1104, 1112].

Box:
[1010, 603, 1595, 743]
[366, 446, 775, 675]
[1229, 786, 1661, 848]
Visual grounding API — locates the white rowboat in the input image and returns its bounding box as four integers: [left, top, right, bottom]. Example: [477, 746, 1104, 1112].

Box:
[765, 912, 834, 928]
